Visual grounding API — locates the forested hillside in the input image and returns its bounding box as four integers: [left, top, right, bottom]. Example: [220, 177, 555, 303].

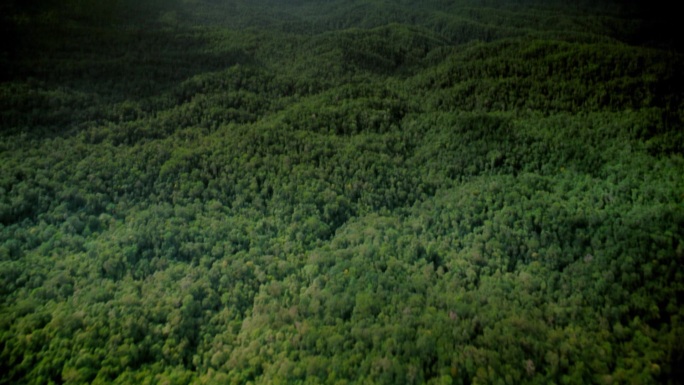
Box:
[1, 0, 683, 384]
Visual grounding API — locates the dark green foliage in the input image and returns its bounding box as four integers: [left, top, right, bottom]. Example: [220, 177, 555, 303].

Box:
[1, 0, 683, 384]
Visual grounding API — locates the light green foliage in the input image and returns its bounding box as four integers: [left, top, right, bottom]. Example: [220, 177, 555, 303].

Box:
[1, 0, 683, 384]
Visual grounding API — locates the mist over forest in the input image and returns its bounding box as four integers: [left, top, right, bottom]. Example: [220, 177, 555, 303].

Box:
[1, 0, 683, 384]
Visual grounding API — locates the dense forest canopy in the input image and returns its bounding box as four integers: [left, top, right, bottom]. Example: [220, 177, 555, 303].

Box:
[1, 0, 683, 384]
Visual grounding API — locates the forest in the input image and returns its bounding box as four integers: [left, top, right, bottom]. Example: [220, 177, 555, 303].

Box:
[1, 0, 683, 384]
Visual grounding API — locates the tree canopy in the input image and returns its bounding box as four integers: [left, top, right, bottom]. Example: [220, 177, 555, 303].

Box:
[1, 0, 683, 384]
